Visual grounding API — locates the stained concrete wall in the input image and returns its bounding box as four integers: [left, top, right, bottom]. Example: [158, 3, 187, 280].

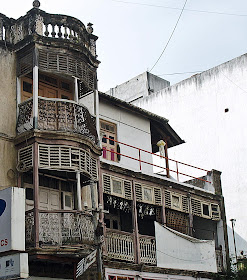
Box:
[0, 49, 17, 189]
[99, 99, 153, 174]
[107, 72, 170, 103]
[126, 54, 247, 254]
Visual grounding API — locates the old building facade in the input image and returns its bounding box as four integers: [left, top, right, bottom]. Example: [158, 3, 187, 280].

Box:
[0, 2, 229, 280]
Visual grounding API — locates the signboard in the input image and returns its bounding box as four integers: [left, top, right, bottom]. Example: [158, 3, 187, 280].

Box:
[0, 253, 29, 279]
[0, 187, 25, 253]
[76, 250, 97, 278]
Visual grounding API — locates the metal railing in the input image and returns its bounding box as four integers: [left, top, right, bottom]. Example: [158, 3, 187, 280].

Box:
[102, 136, 211, 184]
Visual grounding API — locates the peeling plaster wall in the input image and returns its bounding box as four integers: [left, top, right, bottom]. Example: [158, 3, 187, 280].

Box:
[99, 99, 153, 174]
[131, 54, 247, 251]
[0, 49, 17, 189]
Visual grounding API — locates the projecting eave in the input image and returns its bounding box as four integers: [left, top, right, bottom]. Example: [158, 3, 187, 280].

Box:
[99, 92, 185, 152]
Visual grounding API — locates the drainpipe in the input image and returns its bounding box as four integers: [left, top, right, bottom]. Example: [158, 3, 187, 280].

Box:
[33, 48, 39, 129]
[16, 77, 21, 121]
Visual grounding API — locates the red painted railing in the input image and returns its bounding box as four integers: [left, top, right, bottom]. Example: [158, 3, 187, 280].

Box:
[102, 137, 211, 184]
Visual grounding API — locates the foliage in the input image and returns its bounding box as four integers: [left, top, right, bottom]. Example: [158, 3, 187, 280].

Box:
[214, 267, 247, 280]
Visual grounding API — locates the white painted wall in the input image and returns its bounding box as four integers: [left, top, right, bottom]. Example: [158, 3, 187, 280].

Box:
[99, 99, 153, 174]
[126, 54, 247, 254]
[155, 222, 217, 273]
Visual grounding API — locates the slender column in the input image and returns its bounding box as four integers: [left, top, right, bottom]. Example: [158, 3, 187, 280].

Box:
[157, 140, 169, 178]
[74, 77, 79, 102]
[76, 171, 82, 211]
[94, 89, 100, 137]
[187, 192, 193, 236]
[164, 139, 170, 178]
[33, 65, 39, 129]
[90, 180, 96, 210]
[161, 188, 166, 225]
[0, 18, 3, 40]
[33, 142, 39, 248]
[17, 173, 22, 188]
[132, 180, 140, 264]
[98, 161, 104, 223]
[16, 77, 21, 121]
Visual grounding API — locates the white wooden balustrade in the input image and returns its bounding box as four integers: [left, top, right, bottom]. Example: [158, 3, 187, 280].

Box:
[105, 229, 135, 262]
[139, 235, 157, 265]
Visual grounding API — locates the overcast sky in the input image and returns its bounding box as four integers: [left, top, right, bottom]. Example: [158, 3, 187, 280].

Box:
[2, 0, 247, 91]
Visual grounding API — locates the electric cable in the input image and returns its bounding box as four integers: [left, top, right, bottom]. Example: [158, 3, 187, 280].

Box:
[222, 73, 247, 94]
[111, 0, 247, 18]
[149, 0, 188, 72]
[157, 70, 203, 76]
[156, 249, 216, 262]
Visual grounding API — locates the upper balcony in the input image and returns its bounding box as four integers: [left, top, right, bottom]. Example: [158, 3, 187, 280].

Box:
[17, 96, 99, 147]
[0, 1, 98, 63]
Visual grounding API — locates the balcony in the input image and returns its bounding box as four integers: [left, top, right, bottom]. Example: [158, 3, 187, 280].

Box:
[17, 97, 99, 146]
[105, 228, 224, 272]
[105, 229, 156, 265]
[0, 7, 97, 57]
[25, 210, 95, 247]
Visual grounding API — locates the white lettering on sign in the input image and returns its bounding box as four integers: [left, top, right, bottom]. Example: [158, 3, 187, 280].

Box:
[76, 249, 97, 278]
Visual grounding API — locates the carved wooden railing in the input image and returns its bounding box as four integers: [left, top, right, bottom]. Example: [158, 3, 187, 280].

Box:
[105, 229, 135, 262]
[0, 9, 97, 57]
[17, 97, 99, 145]
[25, 209, 35, 246]
[105, 229, 157, 265]
[139, 235, 156, 265]
[39, 211, 95, 245]
[25, 210, 95, 247]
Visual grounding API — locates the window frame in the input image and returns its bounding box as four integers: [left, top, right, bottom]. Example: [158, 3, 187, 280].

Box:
[100, 119, 118, 162]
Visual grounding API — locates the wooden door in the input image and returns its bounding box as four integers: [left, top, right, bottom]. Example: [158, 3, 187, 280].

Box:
[21, 77, 33, 102]
[39, 187, 60, 210]
[39, 83, 58, 98]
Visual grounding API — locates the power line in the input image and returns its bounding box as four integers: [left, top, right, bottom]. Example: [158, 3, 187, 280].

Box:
[222, 73, 247, 94]
[111, 0, 247, 17]
[149, 0, 188, 72]
[156, 249, 216, 262]
[157, 70, 204, 76]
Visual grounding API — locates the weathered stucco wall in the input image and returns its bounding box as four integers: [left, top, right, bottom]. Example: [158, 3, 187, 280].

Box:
[132, 54, 247, 252]
[99, 99, 153, 174]
[0, 49, 17, 189]
[106, 72, 170, 103]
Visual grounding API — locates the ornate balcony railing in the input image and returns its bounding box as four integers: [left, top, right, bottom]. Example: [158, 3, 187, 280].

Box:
[105, 229, 135, 262]
[105, 229, 157, 265]
[0, 8, 97, 57]
[139, 235, 156, 265]
[25, 210, 35, 246]
[25, 210, 95, 247]
[17, 97, 99, 145]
